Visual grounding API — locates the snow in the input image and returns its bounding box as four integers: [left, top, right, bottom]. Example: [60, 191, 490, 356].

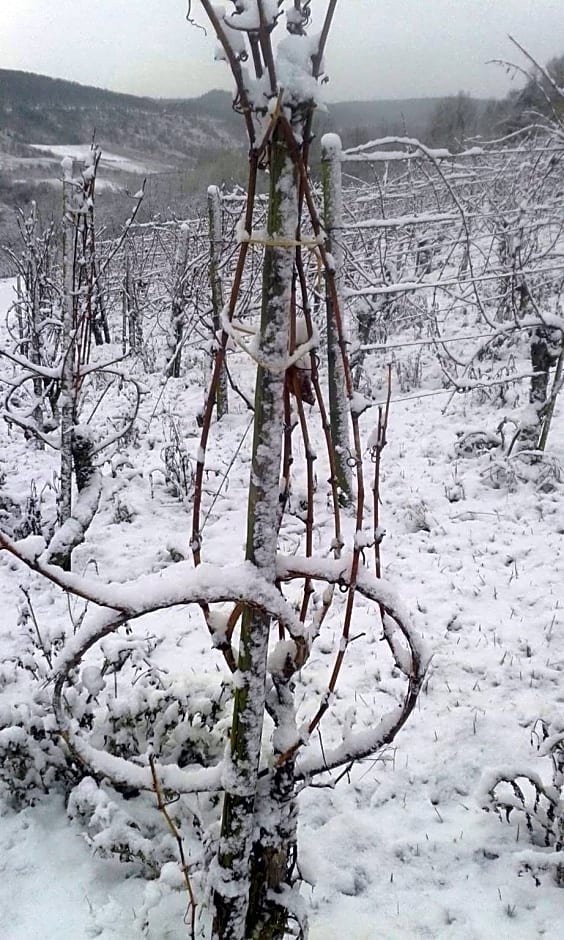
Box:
[81, 665, 105, 696]
[321, 133, 342, 158]
[1, 126, 563, 938]
[2, 366, 559, 935]
[29, 145, 154, 175]
[212, 5, 247, 62]
[277, 34, 324, 108]
[0, 798, 147, 939]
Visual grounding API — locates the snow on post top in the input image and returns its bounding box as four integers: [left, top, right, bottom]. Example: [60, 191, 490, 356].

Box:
[61, 156, 74, 180]
[321, 133, 343, 158]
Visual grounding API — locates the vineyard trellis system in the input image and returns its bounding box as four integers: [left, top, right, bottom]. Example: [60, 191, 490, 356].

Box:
[0, 6, 563, 937]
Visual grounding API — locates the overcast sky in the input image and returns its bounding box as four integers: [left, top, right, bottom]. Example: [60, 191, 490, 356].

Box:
[1, 0, 563, 101]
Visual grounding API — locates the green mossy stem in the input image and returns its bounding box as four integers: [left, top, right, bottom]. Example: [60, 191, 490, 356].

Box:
[213, 127, 298, 940]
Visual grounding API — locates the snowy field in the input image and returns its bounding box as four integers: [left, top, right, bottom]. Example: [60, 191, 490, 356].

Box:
[0, 270, 563, 939]
[28, 144, 169, 175]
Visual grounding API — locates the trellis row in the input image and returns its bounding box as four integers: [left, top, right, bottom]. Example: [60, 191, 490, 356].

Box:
[322, 130, 564, 419]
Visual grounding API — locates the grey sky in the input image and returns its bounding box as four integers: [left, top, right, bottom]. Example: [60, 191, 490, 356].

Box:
[1, 0, 563, 101]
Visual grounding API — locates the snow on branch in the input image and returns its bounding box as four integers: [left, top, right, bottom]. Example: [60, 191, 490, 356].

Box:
[59, 718, 225, 796]
[42, 471, 102, 568]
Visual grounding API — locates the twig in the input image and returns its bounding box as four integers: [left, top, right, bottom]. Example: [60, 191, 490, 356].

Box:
[149, 754, 197, 940]
[20, 586, 52, 669]
[372, 364, 392, 580]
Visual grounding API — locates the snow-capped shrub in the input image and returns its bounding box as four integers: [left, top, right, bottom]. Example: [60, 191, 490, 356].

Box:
[161, 414, 194, 499]
[68, 777, 179, 878]
[395, 350, 423, 392]
[481, 452, 562, 493]
[480, 719, 563, 886]
[404, 499, 433, 533]
[0, 613, 231, 882]
[454, 429, 502, 458]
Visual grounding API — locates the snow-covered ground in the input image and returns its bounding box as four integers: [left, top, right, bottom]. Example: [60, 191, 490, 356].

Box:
[28, 145, 166, 175]
[9, 177, 120, 192]
[0, 272, 562, 939]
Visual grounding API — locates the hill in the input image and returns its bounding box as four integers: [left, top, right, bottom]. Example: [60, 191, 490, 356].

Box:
[0, 69, 491, 272]
[0, 70, 243, 163]
[0, 69, 489, 162]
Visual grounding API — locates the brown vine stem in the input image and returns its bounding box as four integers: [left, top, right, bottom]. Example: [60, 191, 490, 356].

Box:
[190, 157, 258, 672]
[373, 363, 392, 580]
[278, 114, 367, 736]
[149, 754, 197, 940]
[198, 0, 256, 145]
[291, 371, 316, 623]
[311, 0, 339, 80]
[295, 248, 342, 558]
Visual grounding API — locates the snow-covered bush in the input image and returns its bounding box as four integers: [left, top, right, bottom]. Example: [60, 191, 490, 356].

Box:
[161, 414, 194, 499]
[480, 719, 564, 887]
[480, 451, 562, 494]
[0, 610, 232, 888]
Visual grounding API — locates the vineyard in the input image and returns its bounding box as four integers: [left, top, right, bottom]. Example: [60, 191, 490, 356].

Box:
[0, 6, 563, 940]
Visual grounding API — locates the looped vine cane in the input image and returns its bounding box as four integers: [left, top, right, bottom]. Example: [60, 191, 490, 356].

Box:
[50, 573, 311, 796]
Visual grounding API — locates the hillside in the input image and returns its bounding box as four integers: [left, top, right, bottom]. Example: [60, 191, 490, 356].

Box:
[0, 72, 246, 269]
[0, 69, 492, 273]
[319, 96, 442, 141]
[0, 69, 488, 164]
[0, 70, 243, 163]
